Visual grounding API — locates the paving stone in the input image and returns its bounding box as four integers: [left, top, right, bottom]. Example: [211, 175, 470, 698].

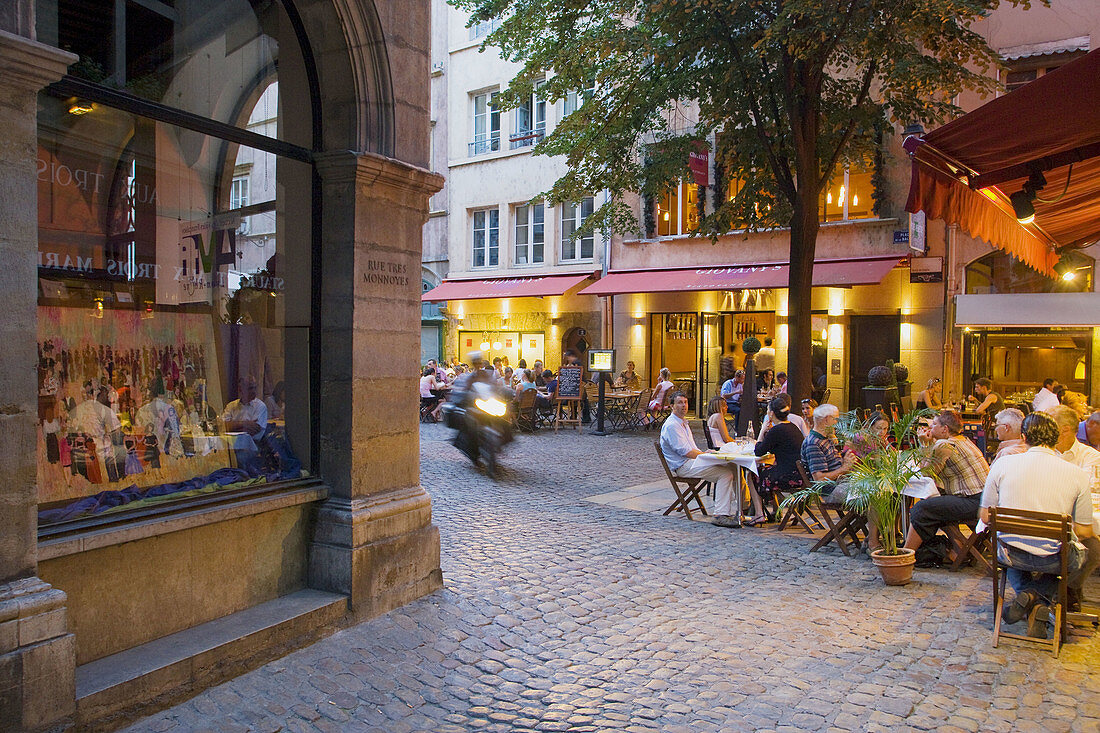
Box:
[117, 424, 1100, 733]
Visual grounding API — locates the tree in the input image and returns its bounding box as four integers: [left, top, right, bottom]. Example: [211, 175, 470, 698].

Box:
[454, 0, 1015, 402]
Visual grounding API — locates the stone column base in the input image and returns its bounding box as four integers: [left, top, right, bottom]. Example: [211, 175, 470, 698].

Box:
[309, 486, 442, 621]
[0, 578, 75, 732]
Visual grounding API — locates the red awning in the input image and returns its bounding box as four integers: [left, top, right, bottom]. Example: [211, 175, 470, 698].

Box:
[577, 257, 899, 296]
[905, 48, 1100, 276]
[422, 273, 592, 302]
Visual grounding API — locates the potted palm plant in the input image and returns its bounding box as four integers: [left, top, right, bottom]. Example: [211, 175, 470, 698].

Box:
[784, 409, 935, 585]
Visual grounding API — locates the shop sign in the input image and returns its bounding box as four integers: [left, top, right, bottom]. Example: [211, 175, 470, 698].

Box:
[908, 211, 927, 254]
[910, 255, 943, 283]
[688, 143, 710, 187]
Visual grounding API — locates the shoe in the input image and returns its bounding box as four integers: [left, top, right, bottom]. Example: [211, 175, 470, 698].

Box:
[713, 515, 741, 528]
[1003, 589, 1039, 625]
[743, 515, 767, 527]
[1027, 604, 1050, 639]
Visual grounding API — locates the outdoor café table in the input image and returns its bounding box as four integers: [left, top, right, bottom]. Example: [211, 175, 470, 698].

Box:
[690, 440, 767, 511]
[603, 389, 641, 429]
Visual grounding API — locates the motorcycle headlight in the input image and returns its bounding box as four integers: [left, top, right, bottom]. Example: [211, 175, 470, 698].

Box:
[474, 398, 507, 417]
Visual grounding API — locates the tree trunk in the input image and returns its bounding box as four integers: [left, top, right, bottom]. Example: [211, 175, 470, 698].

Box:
[786, 192, 820, 407]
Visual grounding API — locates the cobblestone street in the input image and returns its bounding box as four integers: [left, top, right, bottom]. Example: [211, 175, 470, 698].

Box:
[125, 423, 1100, 733]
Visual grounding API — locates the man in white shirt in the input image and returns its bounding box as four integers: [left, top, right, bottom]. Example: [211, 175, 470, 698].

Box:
[223, 375, 269, 466]
[755, 338, 776, 372]
[719, 370, 745, 421]
[1032, 378, 1060, 413]
[981, 412, 1094, 637]
[1048, 405, 1100, 611]
[660, 391, 747, 528]
[1048, 406, 1100, 477]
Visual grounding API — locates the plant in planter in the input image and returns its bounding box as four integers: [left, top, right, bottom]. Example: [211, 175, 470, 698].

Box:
[738, 336, 762, 435]
[784, 409, 936, 585]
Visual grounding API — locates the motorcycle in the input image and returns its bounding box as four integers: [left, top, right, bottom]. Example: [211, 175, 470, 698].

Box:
[443, 380, 514, 478]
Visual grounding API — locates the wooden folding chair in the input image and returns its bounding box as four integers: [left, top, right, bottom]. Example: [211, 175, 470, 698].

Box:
[808, 470, 868, 557]
[943, 523, 993, 575]
[990, 507, 1072, 657]
[776, 461, 826, 534]
[654, 441, 710, 520]
[513, 389, 538, 432]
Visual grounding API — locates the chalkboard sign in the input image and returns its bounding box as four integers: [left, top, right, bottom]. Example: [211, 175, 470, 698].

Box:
[557, 365, 582, 398]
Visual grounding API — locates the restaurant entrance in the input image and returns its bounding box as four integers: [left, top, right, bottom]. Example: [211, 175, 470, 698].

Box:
[648, 310, 778, 416]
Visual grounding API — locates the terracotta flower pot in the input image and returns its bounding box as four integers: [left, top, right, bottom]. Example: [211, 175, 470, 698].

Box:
[871, 548, 916, 586]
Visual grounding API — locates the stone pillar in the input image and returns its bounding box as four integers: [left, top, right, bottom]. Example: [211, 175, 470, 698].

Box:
[309, 151, 444, 621]
[0, 28, 78, 733]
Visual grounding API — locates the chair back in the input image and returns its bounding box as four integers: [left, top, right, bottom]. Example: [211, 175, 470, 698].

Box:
[635, 387, 652, 412]
[702, 418, 718, 450]
[796, 459, 814, 488]
[654, 440, 680, 484]
[989, 507, 1071, 545]
[584, 382, 599, 402]
[821, 388, 832, 405]
[516, 388, 537, 410]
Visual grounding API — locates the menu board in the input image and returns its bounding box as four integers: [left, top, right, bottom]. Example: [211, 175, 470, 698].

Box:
[557, 365, 582, 398]
[588, 349, 613, 372]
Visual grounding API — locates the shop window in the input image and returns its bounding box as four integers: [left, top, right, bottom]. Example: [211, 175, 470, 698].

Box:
[472, 208, 499, 267]
[514, 203, 544, 265]
[819, 163, 875, 223]
[511, 81, 546, 149]
[561, 197, 595, 261]
[965, 249, 1094, 294]
[656, 182, 699, 236]
[35, 0, 312, 528]
[470, 91, 500, 155]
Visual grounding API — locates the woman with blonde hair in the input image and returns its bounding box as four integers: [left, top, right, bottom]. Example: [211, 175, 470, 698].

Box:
[915, 377, 943, 410]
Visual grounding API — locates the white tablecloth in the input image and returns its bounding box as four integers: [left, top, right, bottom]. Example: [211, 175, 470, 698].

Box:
[689, 441, 763, 475]
[903, 476, 939, 499]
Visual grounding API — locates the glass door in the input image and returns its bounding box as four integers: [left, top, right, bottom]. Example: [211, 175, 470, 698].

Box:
[697, 313, 725, 415]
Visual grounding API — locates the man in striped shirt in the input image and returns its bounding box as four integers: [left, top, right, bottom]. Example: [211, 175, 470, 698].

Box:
[980, 412, 1094, 637]
[903, 410, 988, 554]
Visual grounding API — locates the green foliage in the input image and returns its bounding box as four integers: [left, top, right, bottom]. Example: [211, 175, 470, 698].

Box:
[453, 0, 1008, 238]
[782, 408, 937, 556]
[742, 336, 762, 354]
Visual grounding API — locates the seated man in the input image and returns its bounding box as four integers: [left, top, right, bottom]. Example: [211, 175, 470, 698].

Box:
[1077, 409, 1100, 450]
[660, 391, 763, 528]
[903, 410, 988, 554]
[1032, 377, 1060, 413]
[719, 369, 745, 422]
[800, 403, 856, 505]
[222, 375, 269, 469]
[981, 412, 1094, 637]
[992, 408, 1027, 463]
[1049, 405, 1100, 610]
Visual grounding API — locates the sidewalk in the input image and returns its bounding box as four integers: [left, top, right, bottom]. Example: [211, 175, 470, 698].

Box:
[121, 424, 1100, 733]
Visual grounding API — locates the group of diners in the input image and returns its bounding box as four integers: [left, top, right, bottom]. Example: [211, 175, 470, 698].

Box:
[419, 355, 568, 421]
[662, 380, 1100, 638]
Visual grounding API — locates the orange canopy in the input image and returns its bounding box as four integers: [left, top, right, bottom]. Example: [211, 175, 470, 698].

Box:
[905, 48, 1100, 276]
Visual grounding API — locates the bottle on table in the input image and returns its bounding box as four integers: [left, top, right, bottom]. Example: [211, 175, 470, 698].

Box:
[747, 422, 755, 441]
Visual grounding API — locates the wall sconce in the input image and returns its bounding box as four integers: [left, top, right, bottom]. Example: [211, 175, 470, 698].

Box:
[68, 101, 94, 115]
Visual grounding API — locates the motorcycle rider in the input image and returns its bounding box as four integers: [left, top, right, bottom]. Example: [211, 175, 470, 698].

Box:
[449, 351, 496, 465]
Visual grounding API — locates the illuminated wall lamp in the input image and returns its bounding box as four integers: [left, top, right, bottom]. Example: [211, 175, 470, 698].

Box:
[68, 101, 94, 115]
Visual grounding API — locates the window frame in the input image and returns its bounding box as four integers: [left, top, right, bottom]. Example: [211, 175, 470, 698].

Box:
[470, 91, 501, 156]
[560, 196, 595, 262]
[472, 207, 500, 268]
[514, 202, 545, 266]
[511, 80, 547, 150]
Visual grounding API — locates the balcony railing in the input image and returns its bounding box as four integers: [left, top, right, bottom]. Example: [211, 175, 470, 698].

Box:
[468, 136, 501, 156]
[509, 128, 545, 150]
